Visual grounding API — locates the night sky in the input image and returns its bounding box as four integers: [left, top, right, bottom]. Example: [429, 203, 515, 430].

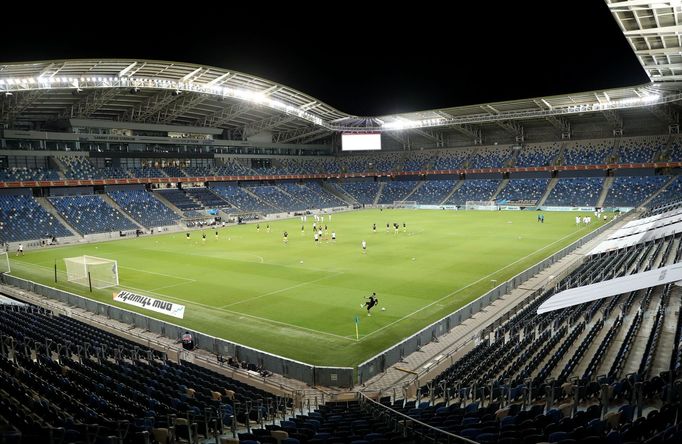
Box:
[2, 2, 647, 117]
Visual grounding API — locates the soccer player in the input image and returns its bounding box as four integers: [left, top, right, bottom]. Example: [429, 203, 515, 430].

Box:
[361, 239, 367, 254]
[283, 231, 288, 244]
[16, 243, 23, 256]
[331, 231, 336, 241]
[403, 222, 407, 232]
[386, 223, 389, 233]
[257, 224, 260, 232]
[314, 232, 319, 244]
[394, 223, 399, 234]
[301, 224, 305, 235]
[267, 224, 271, 233]
[202, 233, 206, 242]
[186, 232, 191, 240]
[363, 292, 379, 316]
[215, 230, 219, 239]
[373, 223, 376, 233]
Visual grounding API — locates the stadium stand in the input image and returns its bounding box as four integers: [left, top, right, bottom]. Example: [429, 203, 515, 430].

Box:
[496, 178, 550, 205]
[432, 149, 471, 170]
[0, 303, 286, 444]
[108, 190, 181, 228]
[0, 167, 60, 182]
[603, 176, 668, 208]
[446, 179, 500, 205]
[0, 195, 72, 242]
[562, 140, 612, 166]
[515, 143, 560, 167]
[128, 168, 167, 179]
[183, 187, 232, 209]
[400, 224, 682, 444]
[48, 195, 138, 234]
[278, 182, 347, 209]
[618, 136, 665, 163]
[155, 189, 202, 211]
[408, 180, 456, 205]
[61, 157, 129, 180]
[247, 185, 300, 211]
[377, 181, 419, 204]
[468, 147, 511, 169]
[645, 176, 682, 213]
[544, 177, 604, 207]
[333, 181, 381, 205]
[401, 152, 434, 172]
[211, 184, 280, 213]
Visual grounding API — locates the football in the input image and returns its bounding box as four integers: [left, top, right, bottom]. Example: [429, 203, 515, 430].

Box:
[381, 307, 386, 311]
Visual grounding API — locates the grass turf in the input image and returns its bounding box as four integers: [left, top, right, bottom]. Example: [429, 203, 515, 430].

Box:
[7, 209, 605, 367]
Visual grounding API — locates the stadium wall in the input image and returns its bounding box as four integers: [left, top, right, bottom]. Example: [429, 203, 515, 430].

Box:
[356, 216, 620, 384]
[0, 274, 354, 388]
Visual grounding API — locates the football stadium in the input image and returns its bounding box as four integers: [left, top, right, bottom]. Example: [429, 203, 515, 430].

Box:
[0, 3, 682, 443]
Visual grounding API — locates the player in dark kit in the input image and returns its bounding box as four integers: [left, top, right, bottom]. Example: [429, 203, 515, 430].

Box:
[363, 293, 379, 316]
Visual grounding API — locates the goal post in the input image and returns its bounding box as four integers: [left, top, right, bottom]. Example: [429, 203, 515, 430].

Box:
[465, 200, 499, 211]
[0, 252, 10, 274]
[393, 200, 418, 209]
[64, 255, 118, 289]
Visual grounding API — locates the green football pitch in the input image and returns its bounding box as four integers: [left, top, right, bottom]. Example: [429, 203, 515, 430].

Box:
[7, 209, 605, 367]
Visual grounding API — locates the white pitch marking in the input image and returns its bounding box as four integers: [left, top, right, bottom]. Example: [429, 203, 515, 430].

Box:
[120, 285, 356, 342]
[220, 272, 344, 308]
[147, 281, 196, 292]
[360, 225, 592, 341]
[118, 266, 196, 282]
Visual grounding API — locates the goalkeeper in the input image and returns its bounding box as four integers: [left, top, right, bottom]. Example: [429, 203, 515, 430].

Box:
[362, 293, 379, 316]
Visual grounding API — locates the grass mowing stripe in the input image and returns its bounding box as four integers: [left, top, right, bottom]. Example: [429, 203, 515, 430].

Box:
[117, 284, 358, 343]
[8, 210, 607, 365]
[220, 272, 345, 308]
[359, 224, 591, 341]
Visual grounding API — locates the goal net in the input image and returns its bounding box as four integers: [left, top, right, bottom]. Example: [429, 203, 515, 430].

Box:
[0, 252, 9, 274]
[393, 200, 418, 209]
[64, 255, 119, 289]
[465, 200, 499, 211]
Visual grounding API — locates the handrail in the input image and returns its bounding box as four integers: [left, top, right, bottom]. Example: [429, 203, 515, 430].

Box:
[357, 391, 478, 444]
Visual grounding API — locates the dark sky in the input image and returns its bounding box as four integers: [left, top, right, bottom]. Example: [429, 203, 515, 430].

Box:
[2, 3, 647, 116]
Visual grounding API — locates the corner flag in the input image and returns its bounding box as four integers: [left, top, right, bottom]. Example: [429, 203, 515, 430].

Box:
[354, 315, 360, 341]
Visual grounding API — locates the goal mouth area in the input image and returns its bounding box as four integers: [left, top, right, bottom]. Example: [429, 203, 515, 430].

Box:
[465, 200, 500, 211]
[392, 201, 418, 209]
[64, 255, 119, 289]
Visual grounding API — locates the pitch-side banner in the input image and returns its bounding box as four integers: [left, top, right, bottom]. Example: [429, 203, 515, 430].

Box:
[113, 291, 186, 319]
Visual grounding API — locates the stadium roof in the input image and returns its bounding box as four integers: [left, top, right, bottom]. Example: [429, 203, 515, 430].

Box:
[0, 2, 681, 143]
[607, 0, 682, 82]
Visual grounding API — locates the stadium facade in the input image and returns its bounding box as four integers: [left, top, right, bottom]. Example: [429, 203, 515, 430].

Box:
[0, 2, 681, 443]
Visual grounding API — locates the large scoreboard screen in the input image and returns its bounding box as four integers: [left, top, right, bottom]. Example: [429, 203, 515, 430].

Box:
[341, 133, 381, 151]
